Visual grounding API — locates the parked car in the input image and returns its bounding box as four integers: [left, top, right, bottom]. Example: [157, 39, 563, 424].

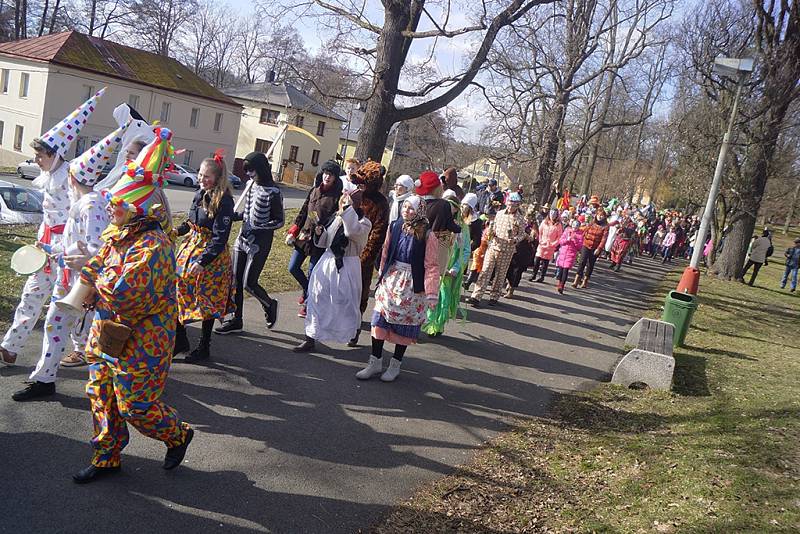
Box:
[0, 180, 43, 224]
[16, 159, 40, 180]
[228, 174, 243, 189]
[164, 164, 199, 187]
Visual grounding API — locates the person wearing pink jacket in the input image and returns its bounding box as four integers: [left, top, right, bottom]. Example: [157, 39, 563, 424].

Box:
[529, 209, 563, 283]
[555, 220, 584, 294]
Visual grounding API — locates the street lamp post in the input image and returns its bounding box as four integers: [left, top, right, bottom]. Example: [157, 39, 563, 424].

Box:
[686, 57, 754, 278]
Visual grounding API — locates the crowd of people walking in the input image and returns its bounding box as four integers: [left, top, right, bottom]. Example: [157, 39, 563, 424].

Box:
[0, 87, 793, 485]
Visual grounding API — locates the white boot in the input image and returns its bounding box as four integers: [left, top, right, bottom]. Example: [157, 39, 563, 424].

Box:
[380, 358, 403, 382]
[355, 356, 382, 380]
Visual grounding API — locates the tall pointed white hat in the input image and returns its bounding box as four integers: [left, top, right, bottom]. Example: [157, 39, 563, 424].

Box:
[38, 87, 107, 159]
[69, 121, 129, 187]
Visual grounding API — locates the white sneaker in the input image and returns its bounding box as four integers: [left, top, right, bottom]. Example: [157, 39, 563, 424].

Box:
[380, 358, 403, 382]
[355, 356, 382, 380]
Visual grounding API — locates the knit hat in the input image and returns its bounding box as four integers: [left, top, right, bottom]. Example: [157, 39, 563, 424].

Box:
[321, 159, 341, 178]
[461, 192, 479, 211]
[38, 87, 106, 158]
[395, 174, 414, 191]
[104, 127, 174, 218]
[443, 167, 459, 188]
[508, 192, 522, 203]
[442, 189, 458, 202]
[415, 170, 441, 196]
[69, 122, 129, 187]
[589, 195, 600, 207]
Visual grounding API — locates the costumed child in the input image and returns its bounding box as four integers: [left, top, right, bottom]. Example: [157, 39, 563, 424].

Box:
[388, 174, 414, 225]
[555, 219, 584, 294]
[216, 152, 284, 335]
[422, 191, 470, 338]
[661, 225, 677, 263]
[286, 160, 343, 318]
[173, 152, 235, 363]
[73, 127, 192, 483]
[356, 195, 439, 382]
[294, 191, 371, 352]
[609, 218, 636, 272]
[463, 208, 495, 291]
[529, 208, 563, 283]
[11, 123, 121, 401]
[573, 208, 609, 288]
[0, 89, 105, 369]
[348, 160, 389, 347]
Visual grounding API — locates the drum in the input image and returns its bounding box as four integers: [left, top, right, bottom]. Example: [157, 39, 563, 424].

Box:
[10, 244, 48, 275]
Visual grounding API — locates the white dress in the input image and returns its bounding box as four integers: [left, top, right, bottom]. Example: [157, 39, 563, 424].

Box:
[304, 206, 372, 344]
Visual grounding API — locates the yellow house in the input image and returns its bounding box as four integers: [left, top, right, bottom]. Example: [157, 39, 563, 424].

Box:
[0, 31, 242, 168]
[226, 82, 345, 187]
[462, 157, 513, 190]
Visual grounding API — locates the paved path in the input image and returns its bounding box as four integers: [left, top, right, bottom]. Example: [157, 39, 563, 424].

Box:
[0, 255, 672, 533]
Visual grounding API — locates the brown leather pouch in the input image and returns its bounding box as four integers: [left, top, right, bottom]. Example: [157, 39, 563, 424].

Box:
[97, 320, 133, 358]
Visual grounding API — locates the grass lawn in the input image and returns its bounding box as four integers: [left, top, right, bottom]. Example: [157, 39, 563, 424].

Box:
[373, 231, 800, 533]
[0, 209, 300, 331]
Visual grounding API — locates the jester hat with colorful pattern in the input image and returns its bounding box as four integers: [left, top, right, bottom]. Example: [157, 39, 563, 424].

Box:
[69, 121, 129, 187]
[39, 87, 107, 158]
[104, 127, 175, 217]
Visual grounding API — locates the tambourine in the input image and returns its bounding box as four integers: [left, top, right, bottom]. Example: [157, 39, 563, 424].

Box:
[10, 244, 48, 275]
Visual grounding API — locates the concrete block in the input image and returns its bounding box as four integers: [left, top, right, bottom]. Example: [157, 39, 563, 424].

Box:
[612, 349, 675, 390]
[624, 318, 674, 357]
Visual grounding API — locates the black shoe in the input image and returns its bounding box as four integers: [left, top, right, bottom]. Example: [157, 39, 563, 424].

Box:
[293, 338, 315, 353]
[72, 464, 121, 484]
[265, 299, 279, 329]
[12, 381, 55, 402]
[214, 319, 243, 335]
[164, 428, 194, 470]
[347, 330, 360, 347]
[173, 328, 191, 357]
[487, 299, 499, 306]
[527, 276, 537, 282]
[465, 297, 480, 307]
[184, 344, 210, 364]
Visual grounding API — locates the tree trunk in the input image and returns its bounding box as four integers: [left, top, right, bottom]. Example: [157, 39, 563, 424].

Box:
[48, 0, 60, 33]
[532, 92, 567, 205]
[783, 182, 800, 234]
[37, 0, 48, 36]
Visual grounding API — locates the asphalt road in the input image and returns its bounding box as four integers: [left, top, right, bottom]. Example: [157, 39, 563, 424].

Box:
[0, 173, 308, 212]
[0, 254, 672, 533]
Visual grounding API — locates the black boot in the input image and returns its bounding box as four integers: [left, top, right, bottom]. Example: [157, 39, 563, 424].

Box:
[265, 298, 279, 330]
[72, 464, 121, 484]
[185, 320, 212, 363]
[12, 381, 55, 402]
[164, 428, 194, 470]
[173, 323, 190, 357]
[293, 336, 316, 353]
[347, 329, 360, 347]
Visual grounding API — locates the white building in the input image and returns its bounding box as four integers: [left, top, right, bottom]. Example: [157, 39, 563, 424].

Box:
[0, 31, 242, 169]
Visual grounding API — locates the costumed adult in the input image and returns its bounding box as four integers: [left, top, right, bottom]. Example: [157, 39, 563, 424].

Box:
[422, 190, 470, 337]
[74, 127, 192, 483]
[417, 170, 461, 277]
[11, 123, 121, 400]
[505, 207, 538, 299]
[573, 208, 609, 288]
[216, 152, 284, 335]
[286, 160, 343, 318]
[529, 208, 563, 283]
[442, 167, 465, 200]
[348, 160, 389, 347]
[173, 153, 235, 363]
[356, 195, 439, 382]
[1, 88, 104, 369]
[466, 192, 526, 306]
[294, 191, 371, 352]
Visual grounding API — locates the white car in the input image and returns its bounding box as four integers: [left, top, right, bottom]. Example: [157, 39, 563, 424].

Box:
[0, 180, 43, 224]
[164, 164, 199, 187]
[16, 159, 40, 180]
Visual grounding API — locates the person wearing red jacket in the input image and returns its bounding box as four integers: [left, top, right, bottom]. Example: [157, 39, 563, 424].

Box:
[573, 209, 609, 289]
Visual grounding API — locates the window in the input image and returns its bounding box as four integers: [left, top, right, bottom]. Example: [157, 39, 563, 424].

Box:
[295, 115, 304, 128]
[19, 73, 29, 98]
[1, 69, 9, 94]
[128, 94, 140, 109]
[160, 101, 171, 123]
[289, 145, 299, 161]
[260, 108, 279, 125]
[13, 125, 23, 151]
[483, 163, 490, 172]
[311, 149, 320, 166]
[255, 138, 272, 153]
[0, 121, 4, 145]
[213, 112, 223, 132]
[82, 84, 95, 101]
[316, 121, 326, 136]
[190, 108, 200, 128]
[184, 150, 193, 166]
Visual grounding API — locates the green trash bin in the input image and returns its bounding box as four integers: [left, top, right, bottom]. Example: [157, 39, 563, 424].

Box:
[661, 290, 698, 347]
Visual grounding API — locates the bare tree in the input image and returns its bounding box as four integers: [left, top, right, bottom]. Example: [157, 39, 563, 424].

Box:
[130, 0, 196, 56]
